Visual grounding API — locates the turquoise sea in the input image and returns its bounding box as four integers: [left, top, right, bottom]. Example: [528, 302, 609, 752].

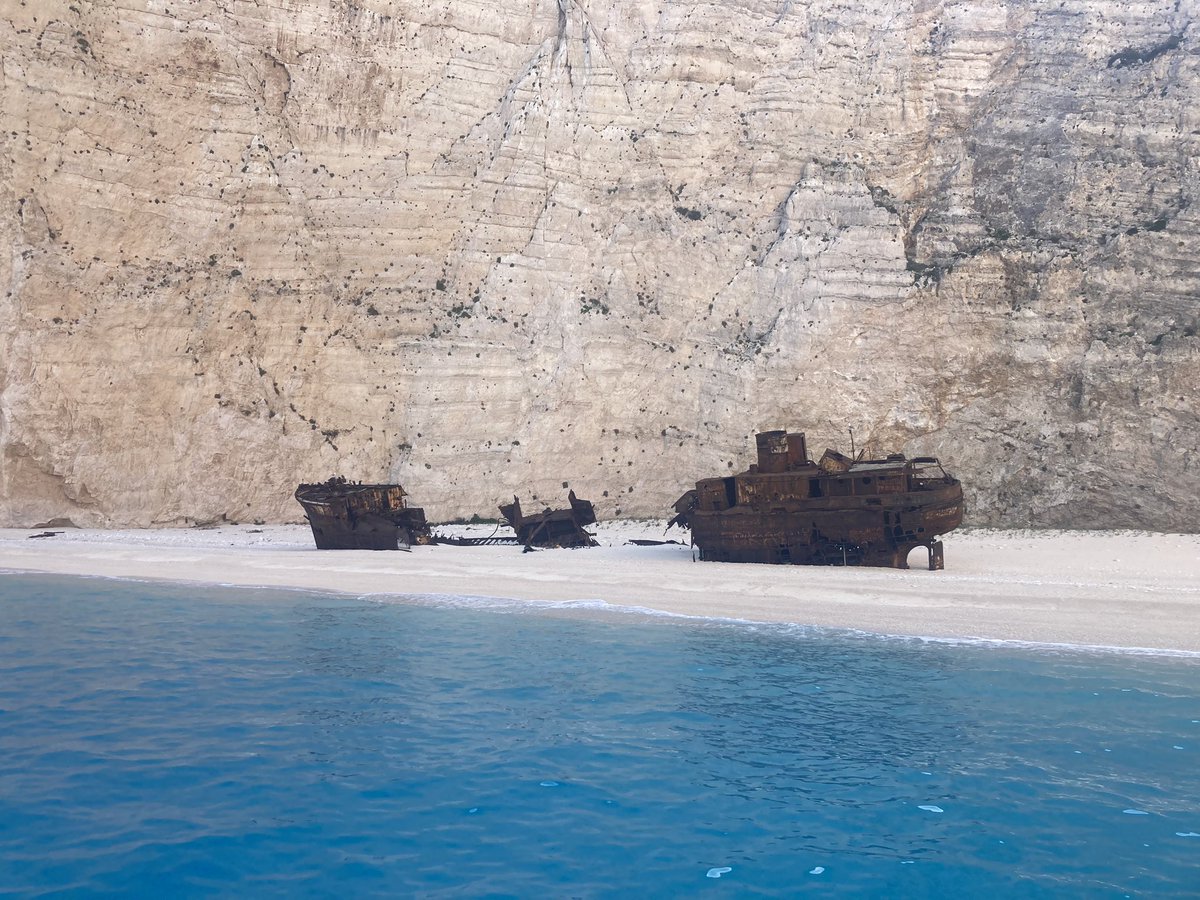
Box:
[0, 572, 1197, 897]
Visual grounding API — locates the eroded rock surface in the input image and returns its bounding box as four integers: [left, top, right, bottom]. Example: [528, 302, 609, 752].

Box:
[2, 0, 1197, 529]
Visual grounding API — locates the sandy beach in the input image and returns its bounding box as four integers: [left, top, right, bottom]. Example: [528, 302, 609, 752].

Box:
[2, 522, 1198, 654]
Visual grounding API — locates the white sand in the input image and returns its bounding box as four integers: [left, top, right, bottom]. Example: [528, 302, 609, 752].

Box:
[2, 522, 1198, 653]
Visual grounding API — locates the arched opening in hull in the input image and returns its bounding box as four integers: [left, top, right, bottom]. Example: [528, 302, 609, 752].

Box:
[906, 542, 945, 571]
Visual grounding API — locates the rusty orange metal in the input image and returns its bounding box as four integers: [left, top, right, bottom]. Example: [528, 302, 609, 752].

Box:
[295, 477, 432, 550]
[500, 491, 598, 550]
[669, 430, 964, 568]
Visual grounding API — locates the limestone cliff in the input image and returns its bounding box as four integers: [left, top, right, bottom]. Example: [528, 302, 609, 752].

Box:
[2, 0, 1197, 529]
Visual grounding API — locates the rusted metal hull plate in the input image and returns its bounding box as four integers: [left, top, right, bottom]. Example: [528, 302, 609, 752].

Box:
[295, 480, 432, 550]
[671, 430, 964, 569]
[688, 484, 963, 567]
[500, 491, 598, 549]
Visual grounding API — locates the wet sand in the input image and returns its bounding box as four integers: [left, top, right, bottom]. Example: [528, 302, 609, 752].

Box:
[2, 523, 1198, 653]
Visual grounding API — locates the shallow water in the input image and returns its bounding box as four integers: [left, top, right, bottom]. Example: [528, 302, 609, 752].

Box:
[1, 573, 1198, 896]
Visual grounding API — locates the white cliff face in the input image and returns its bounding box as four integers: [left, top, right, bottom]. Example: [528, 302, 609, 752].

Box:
[1, 0, 1197, 529]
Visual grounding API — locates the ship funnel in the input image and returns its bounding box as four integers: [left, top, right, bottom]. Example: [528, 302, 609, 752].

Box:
[755, 430, 790, 473]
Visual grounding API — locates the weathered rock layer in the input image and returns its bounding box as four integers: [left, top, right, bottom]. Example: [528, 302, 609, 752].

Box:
[2, 0, 1197, 529]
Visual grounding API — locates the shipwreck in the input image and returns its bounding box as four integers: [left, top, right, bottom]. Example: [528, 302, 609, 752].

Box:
[669, 430, 963, 569]
[295, 477, 432, 550]
[499, 491, 598, 550]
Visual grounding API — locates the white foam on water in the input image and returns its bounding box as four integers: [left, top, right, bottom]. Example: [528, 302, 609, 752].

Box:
[918, 805, 944, 813]
[809, 867, 825, 875]
[800, 625, 1200, 659]
[539, 781, 559, 787]
[352, 589, 1200, 659]
[706, 867, 732, 878]
[1122, 809, 1149, 815]
[1175, 832, 1200, 837]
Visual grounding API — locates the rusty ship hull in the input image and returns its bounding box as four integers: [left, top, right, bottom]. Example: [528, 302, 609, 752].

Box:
[499, 490, 598, 549]
[295, 479, 431, 551]
[672, 431, 964, 569]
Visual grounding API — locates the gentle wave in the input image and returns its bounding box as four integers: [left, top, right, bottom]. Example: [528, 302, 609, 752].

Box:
[359, 590, 1200, 659]
[6, 567, 1198, 659]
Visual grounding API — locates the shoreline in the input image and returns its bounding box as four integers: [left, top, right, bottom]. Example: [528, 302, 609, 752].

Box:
[8, 567, 1198, 660]
[2, 523, 1199, 654]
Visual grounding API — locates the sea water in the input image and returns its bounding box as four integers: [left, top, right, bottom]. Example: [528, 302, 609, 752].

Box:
[0, 573, 1197, 897]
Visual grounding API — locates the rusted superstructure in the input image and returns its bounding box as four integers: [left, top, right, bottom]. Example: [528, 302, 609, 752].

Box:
[500, 491, 598, 549]
[669, 430, 963, 569]
[295, 477, 432, 550]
